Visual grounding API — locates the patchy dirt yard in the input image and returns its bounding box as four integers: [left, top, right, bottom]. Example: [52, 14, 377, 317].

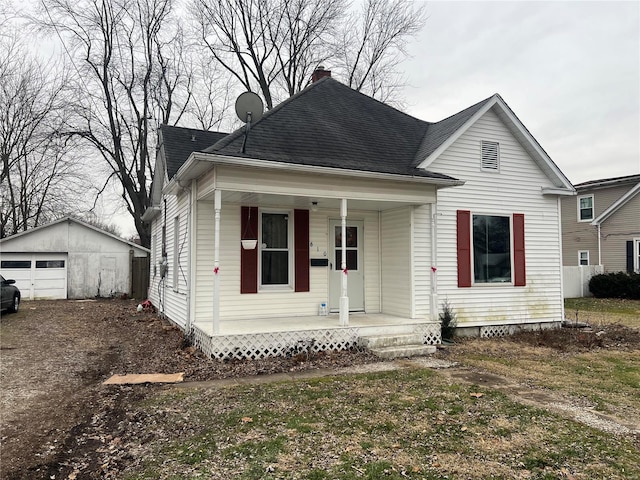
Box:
[0, 299, 379, 479]
[1, 299, 639, 479]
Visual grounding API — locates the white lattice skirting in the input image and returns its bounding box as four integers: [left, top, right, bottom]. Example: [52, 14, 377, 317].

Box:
[191, 323, 441, 360]
[480, 324, 516, 338]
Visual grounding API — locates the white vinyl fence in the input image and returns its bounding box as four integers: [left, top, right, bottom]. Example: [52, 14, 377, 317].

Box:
[563, 265, 604, 298]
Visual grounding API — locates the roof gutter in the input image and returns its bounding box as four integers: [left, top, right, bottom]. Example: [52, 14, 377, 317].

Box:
[166, 152, 465, 192]
[541, 187, 576, 196]
[141, 206, 162, 222]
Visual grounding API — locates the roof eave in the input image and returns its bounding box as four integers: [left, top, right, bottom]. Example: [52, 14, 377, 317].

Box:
[542, 187, 576, 196]
[417, 94, 574, 192]
[590, 181, 640, 225]
[173, 152, 463, 187]
[141, 206, 162, 223]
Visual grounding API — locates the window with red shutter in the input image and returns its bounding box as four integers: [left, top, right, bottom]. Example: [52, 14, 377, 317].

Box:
[457, 210, 472, 287]
[241, 207, 310, 293]
[240, 206, 258, 293]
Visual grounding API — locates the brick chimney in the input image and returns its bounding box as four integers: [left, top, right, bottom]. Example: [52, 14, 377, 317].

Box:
[311, 65, 331, 83]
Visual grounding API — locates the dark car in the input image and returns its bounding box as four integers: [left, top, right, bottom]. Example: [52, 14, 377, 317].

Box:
[1, 275, 20, 314]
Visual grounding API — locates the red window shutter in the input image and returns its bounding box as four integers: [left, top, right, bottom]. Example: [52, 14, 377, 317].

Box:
[294, 209, 310, 292]
[457, 210, 472, 287]
[513, 213, 526, 287]
[240, 206, 258, 294]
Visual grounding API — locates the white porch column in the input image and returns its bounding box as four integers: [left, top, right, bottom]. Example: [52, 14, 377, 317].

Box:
[430, 203, 438, 320]
[340, 198, 349, 326]
[213, 189, 221, 334]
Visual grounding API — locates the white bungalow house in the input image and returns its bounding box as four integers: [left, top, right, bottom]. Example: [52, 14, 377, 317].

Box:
[143, 72, 575, 359]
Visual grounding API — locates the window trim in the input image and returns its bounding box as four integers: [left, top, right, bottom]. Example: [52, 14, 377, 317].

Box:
[577, 194, 594, 222]
[471, 213, 514, 286]
[258, 209, 293, 290]
[578, 250, 590, 266]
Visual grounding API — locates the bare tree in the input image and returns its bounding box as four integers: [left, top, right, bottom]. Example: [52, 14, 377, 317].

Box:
[337, 0, 426, 105]
[192, 0, 424, 108]
[193, 0, 345, 110]
[35, 0, 195, 247]
[0, 35, 87, 237]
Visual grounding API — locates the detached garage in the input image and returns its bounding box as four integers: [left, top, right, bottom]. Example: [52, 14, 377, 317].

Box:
[0, 217, 150, 300]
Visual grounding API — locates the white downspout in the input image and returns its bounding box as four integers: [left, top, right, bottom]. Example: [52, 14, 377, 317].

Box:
[430, 203, 438, 321]
[597, 223, 602, 267]
[339, 198, 349, 326]
[213, 188, 221, 334]
[186, 179, 197, 334]
[557, 197, 566, 320]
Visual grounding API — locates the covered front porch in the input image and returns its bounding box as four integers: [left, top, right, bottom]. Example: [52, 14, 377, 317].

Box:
[173, 155, 452, 359]
[191, 313, 441, 360]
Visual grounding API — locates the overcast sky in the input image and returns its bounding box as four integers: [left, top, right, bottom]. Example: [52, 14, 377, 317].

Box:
[402, 0, 640, 185]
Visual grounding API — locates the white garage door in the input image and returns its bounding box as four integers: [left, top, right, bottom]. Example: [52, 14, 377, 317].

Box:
[0, 253, 68, 300]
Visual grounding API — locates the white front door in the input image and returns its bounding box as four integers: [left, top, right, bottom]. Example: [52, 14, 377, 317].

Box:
[329, 220, 364, 312]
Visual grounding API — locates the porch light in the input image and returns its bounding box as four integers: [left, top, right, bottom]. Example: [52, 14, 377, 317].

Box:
[311, 201, 318, 212]
[241, 239, 258, 250]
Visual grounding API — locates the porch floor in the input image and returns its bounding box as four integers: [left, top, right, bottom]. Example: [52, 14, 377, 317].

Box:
[194, 313, 434, 336]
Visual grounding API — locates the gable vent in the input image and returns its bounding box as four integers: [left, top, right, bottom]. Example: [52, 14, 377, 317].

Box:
[481, 141, 499, 170]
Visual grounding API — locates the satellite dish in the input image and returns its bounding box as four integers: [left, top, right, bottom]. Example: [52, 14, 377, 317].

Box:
[235, 92, 264, 123]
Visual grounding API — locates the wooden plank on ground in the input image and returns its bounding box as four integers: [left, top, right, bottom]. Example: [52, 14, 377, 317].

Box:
[103, 373, 184, 385]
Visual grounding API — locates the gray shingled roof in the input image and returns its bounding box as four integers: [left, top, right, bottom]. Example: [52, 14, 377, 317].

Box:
[160, 125, 227, 179]
[207, 78, 461, 180]
[574, 174, 640, 190]
[163, 78, 496, 182]
[413, 96, 494, 166]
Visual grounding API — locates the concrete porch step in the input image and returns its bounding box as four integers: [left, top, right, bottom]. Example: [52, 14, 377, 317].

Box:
[358, 333, 425, 349]
[369, 344, 437, 359]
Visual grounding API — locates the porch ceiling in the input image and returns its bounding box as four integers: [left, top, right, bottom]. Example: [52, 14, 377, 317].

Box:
[201, 190, 424, 211]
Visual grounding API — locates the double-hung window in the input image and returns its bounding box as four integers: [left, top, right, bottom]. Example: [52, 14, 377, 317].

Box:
[579, 250, 589, 266]
[578, 195, 594, 221]
[260, 212, 291, 287]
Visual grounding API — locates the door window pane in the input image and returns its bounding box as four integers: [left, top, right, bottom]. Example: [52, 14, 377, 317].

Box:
[335, 250, 358, 271]
[335, 226, 358, 247]
[473, 215, 511, 283]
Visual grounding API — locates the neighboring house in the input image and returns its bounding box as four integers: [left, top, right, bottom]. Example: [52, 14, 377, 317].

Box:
[561, 174, 640, 273]
[144, 72, 575, 360]
[0, 217, 150, 300]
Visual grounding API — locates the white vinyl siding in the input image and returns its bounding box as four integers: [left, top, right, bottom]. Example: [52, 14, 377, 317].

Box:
[193, 204, 382, 322]
[173, 216, 180, 290]
[425, 108, 563, 326]
[381, 207, 412, 317]
[413, 204, 433, 318]
[149, 193, 189, 328]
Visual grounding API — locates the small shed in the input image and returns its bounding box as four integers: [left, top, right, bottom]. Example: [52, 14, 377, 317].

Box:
[0, 217, 150, 300]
